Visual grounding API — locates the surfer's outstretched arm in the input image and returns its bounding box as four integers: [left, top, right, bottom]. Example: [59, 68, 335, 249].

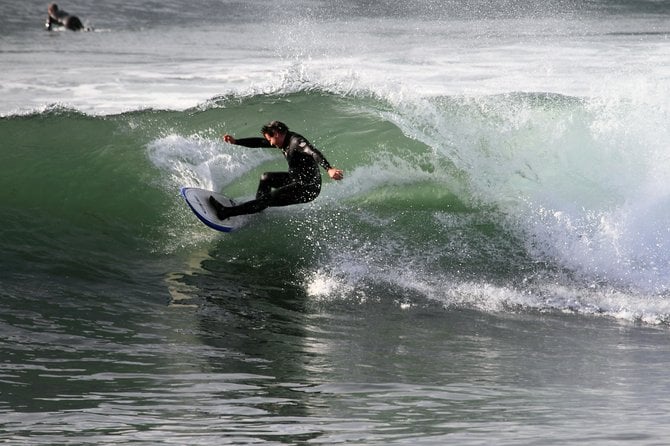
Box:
[222, 134, 272, 148]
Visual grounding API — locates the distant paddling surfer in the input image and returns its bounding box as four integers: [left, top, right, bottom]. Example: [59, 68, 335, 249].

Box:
[45, 3, 84, 31]
[210, 121, 344, 220]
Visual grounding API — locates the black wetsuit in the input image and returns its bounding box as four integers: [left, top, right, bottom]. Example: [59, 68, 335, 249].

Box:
[215, 132, 334, 218]
[45, 8, 84, 31]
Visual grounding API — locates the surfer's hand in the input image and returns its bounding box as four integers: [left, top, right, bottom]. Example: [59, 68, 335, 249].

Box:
[222, 134, 236, 144]
[328, 168, 344, 181]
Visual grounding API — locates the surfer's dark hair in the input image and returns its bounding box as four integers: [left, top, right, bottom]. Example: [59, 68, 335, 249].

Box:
[261, 121, 288, 136]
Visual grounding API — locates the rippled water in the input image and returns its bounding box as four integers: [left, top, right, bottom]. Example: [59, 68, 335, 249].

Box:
[4, 274, 670, 444]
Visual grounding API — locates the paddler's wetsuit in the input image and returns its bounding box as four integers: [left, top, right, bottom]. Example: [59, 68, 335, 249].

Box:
[210, 132, 334, 219]
[45, 3, 84, 31]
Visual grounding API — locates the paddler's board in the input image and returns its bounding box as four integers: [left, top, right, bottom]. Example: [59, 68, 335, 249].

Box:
[180, 187, 243, 232]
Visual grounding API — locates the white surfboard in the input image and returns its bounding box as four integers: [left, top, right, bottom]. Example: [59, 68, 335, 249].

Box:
[180, 187, 244, 232]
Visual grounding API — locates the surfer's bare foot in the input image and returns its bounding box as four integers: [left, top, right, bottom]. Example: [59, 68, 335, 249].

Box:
[209, 196, 230, 220]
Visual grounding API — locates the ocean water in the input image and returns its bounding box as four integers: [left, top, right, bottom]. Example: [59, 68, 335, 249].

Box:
[2, 0, 670, 444]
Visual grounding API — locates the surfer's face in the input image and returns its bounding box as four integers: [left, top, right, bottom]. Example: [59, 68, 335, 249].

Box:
[264, 131, 285, 147]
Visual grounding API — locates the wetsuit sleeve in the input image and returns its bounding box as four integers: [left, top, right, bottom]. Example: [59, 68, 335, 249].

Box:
[297, 139, 333, 171]
[233, 137, 273, 148]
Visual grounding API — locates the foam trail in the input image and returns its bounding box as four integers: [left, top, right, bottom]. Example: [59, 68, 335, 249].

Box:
[146, 135, 276, 191]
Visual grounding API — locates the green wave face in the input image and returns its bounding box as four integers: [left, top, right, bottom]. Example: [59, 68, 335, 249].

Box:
[3, 89, 669, 310]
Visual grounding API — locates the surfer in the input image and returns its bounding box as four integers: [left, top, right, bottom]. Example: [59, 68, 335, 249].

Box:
[45, 3, 85, 31]
[210, 120, 344, 220]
